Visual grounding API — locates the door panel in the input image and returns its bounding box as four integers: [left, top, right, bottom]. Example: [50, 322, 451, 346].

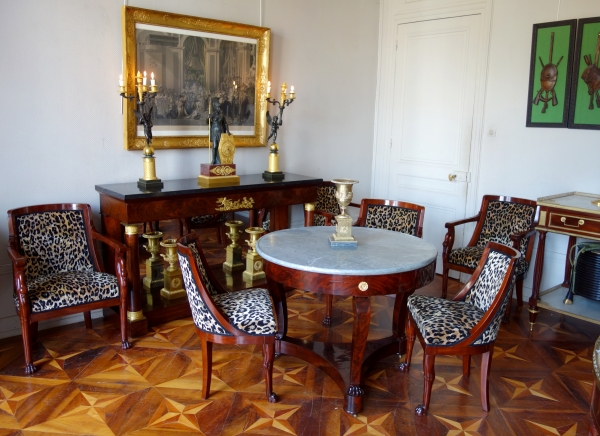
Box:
[389, 15, 481, 274]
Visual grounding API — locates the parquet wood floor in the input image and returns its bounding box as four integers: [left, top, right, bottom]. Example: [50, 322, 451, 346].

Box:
[1, 222, 598, 435]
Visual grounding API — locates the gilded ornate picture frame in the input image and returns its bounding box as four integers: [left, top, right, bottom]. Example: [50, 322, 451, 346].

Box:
[568, 16, 600, 130]
[526, 20, 577, 128]
[122, 6, 270, 150]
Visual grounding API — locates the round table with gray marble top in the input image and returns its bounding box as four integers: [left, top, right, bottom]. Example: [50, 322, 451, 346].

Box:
[256, 226, 437, 415]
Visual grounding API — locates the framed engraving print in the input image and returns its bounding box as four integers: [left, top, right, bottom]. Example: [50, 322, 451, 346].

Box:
[122, 6, 270, 150]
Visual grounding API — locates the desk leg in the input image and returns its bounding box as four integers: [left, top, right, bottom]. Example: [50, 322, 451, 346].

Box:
[529, 230, 546, 330]
[269, 206, 289, 231]
[124, 224, 148, 337]
[346, 296, 371, 415]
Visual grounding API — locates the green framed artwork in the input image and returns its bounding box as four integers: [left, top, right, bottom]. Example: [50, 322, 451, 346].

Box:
[568, 17, 600, 130]
[526, 20, 577, 128]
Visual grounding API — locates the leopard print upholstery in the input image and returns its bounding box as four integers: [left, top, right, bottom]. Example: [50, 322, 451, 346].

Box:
[314, 185, 340, 227]
[13, 210, 121, 314]
[408, 249, 512, 346]
[16, 210, 94, 282]
[190, 213, 229, 226]
[178, 253, 229, 335]
[363, 204, 419, 235]
[15, 271, 119, 313]
[213, 289, 277, 335]
[448, 200, 535, 275]
[179, 241, 277, 336]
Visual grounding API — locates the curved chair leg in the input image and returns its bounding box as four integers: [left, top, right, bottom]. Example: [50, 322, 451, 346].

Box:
[323, 294, 333, 326]
[201, 336, 213, 400]
[480, 350, 492, 411]
[20, 315, 36, 374]
[263, 342, 279, 403]
[399, 316, 415, 372]
[120, 299, 132, 350]
[462, 355, 471, 377]
[84, 311, 92, 329]
[441, 267, 450, 299]
[416, 354, 436, 415]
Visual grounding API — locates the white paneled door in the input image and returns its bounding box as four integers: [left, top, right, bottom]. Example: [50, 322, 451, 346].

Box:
[389, 14, 482, 274]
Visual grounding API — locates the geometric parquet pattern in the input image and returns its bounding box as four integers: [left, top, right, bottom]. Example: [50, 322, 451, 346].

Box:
[0, 225, 598, 435]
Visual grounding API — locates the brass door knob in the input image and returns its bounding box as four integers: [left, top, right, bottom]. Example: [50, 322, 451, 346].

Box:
[448, 174, 457, 181]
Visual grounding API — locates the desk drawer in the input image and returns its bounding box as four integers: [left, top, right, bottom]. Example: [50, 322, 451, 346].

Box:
[547, 211, 600, 237]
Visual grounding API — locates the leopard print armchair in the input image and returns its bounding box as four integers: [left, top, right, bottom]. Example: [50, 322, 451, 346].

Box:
[357, 199, 425, 238]
[304, 182, 359, 227]
[441, 195, 539, 322]
[7, 204, 131, 375]
[176, 233, 279, 403]
[400, 242, 520, 416]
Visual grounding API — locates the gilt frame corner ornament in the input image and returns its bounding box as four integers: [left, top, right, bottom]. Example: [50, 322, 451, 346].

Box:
[122, 6, 270, 150]
[526, 19, 577, 128]
[568, 16, 600, 130]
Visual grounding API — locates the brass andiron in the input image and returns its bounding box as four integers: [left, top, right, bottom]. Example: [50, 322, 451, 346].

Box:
[329, 179, 359, 247]
[142, 231, 164, 293]
[223, 220, 245, 272]
[263, 81, 296, 181]
[160, 238, 185, 300]
[119, 70, 162, 190]
[243, 227, 266, 281]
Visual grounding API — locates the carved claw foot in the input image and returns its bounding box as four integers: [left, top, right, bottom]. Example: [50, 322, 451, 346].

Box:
[122, 340, 133, 350]
[322, 316, 331, 327]
[24, 363, 37, 375]
[347, 385, 364, 397]
[398, 362, 410, 372]
[415, 404, 427, 416]
[268, 392, 279, 403]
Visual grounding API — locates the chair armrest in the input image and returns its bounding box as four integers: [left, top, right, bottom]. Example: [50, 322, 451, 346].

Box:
[7, 246, 27, 297]
[7, 245, 26, 268]
[444, 214, 480, 229]
[315, 210, 337, 226]
[509, 228, 536, 247]
[92, 230, 128, 255]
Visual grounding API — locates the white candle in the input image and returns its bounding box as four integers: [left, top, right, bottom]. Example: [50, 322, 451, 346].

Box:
[143, 71, 147, 86]
[150, 72, 155, 86]
[291, 85, 294, 93]
[119, 74, 124, 87]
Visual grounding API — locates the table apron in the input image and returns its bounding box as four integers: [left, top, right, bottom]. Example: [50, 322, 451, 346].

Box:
[99, 187, 318, 223]
[264, 260, 435, 296]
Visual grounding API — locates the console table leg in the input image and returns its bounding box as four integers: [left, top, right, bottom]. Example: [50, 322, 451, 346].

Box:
[345, 296, 371, 415]
[124, 223, 147, 337]
[529, 230, 546, 331]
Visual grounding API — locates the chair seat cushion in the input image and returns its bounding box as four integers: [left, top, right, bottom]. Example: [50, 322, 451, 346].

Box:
[15, 271, 120, 313]
[449, 247, 529, 276]
[213, 288, 277, 336]
[408, 294, 484, 346]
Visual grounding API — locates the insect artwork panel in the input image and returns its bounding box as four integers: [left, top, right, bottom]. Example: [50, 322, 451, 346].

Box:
[526, 20, 576, 128]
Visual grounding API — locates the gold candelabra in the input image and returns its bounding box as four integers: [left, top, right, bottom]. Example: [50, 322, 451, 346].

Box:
[329, 179, 359, 247]
[119, 70, 162, 190]
[263, 81, 296, 181]
[223, 220, 245, 272]
[243, 227, 266, 281]
[159, 238, 185, 299]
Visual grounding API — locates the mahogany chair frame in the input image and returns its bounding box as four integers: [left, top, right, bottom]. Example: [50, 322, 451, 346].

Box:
[321, 198, 425, 326]
[177, 233, 278, 402]
[7, 203, 131, 374]
[400, 242, 520, 415]
[441, 195, 539, 321]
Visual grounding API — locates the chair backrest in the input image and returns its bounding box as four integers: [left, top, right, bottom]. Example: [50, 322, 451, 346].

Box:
[177, 233, 231, 336]
[7, 204, 97, 282]
[473, 196, 537, 257]
[357, 199, 425, 238]
[314, 182, 340, 227]
[462, 242, 519, 345]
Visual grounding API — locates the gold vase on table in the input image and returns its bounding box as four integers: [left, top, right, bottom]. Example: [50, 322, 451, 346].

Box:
[223, 220, 245, 272]
[142, 231, 164, 293]
[329, 179, 359, 247]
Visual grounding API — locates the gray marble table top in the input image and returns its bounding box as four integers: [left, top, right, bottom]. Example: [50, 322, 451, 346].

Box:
[256, 227, 437, 276]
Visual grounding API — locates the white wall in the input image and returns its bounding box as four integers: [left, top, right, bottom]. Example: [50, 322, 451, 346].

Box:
[480, 0, 600, 295]
[0, 0, 380, 338]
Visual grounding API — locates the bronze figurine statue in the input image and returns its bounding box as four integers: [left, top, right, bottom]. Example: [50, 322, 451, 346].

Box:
[207, 101, 231, 165]
[533, 32, 563, 114]
[134, 106, 154, 145]
[266, 112, 281, 143]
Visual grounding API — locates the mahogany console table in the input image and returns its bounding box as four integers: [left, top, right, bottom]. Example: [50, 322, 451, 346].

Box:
[95, 173, 322, 337]
[529, 192, 600, 329]
[256, 226, 437, 414]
